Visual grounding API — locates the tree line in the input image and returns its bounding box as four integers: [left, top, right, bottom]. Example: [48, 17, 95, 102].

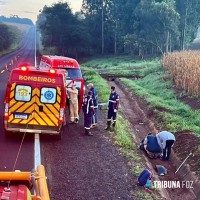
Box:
[0, 16, 33, 25]
[37, 0, 200, 58]
[0, 23, 21, 52]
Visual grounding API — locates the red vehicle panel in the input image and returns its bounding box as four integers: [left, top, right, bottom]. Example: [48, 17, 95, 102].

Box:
[4, 66, 66, 139]
[40, 55, 85, 113]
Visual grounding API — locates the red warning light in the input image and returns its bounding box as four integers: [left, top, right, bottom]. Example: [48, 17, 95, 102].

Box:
[21, 66, 27, 71]
[50, 69, 56, 74]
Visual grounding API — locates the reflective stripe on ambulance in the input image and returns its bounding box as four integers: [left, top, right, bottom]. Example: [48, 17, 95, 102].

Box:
[8, 83, 61, 126]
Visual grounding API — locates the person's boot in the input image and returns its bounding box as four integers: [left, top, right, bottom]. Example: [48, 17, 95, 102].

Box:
[75, 118, 79, 124]
[104, 125, 110, 131]
[104, 121, 111, 131]
[112, 121, 116, 127]
[85, 129, 93, 136]
[87, 131, 93, 136]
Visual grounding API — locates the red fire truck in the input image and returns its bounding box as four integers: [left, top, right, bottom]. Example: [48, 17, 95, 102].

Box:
[39, 55, 85, 112]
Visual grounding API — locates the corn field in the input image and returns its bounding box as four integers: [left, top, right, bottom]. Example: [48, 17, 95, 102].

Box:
[162, 51, 200, 97]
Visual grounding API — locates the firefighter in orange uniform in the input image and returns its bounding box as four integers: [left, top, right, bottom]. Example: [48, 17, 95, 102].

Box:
[67, 83, 79, 123]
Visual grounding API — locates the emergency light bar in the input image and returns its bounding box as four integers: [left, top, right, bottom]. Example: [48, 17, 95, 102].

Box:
[50, 69, 56, 74]
[21, 66, 27, 71]
[20, 66, 57, 75]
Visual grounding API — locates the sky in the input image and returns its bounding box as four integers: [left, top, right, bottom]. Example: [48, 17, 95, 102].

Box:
[0, 0, 83, 23]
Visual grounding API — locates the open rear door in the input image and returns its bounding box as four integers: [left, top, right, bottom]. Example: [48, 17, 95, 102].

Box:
[67, 78, 85, 113]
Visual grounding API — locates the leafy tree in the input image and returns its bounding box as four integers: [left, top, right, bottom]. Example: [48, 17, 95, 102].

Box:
[37, 2, 91, 57]
[176, 0, 200, 49]
[37, 0, 200, 58]
[0, 15, 33, 25]
[0, 22, 21, 51]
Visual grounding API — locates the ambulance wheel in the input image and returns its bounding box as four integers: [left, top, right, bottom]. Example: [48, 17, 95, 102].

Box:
[56, 126, 64, 140]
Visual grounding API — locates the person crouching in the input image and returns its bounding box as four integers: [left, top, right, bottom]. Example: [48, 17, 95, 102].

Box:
[143, 133, 162, 159]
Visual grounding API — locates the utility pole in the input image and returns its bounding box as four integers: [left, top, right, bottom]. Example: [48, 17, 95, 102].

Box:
[114, 20, 118, 54]
[101, 0, 104, 55]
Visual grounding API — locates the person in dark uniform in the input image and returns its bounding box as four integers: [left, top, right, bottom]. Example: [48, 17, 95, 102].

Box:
[105, 86, 120, 131]
[87, 83, 98, 127]
[82, 91, 94, 136]
[143, 133, 161, 158]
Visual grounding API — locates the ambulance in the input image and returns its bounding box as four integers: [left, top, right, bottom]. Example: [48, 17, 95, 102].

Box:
[4, 66, 67, 139]
[39, 55, 85, 112]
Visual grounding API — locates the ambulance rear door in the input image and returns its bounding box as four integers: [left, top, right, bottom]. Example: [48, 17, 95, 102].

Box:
[34, 84, 61, 129]
[8, 82, 37, 128]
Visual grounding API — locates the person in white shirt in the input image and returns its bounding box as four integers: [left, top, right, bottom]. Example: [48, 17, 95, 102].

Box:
[156, 131, 175, 161]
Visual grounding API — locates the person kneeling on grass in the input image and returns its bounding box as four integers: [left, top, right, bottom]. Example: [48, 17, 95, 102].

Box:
[138, 169, 153, 193]
[140, 133, 161, 159]
[156, 130, 175, 161]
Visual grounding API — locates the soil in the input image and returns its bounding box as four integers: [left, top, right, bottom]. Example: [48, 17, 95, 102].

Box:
[110, 79, 198, 200]
[174, 132, 200, 176]
[41, 111, 134, 200]
[175, 87, 200, 110]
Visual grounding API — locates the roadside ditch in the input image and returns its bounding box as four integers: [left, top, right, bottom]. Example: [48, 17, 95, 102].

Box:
[106, 76, 198, 200]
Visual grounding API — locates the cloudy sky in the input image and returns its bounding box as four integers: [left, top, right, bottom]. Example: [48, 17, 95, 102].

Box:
[0, 0, 82, 22]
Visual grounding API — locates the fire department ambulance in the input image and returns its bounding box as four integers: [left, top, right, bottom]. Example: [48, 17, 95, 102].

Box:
[4, 66, 66, 139]
[39, 55, 85, 111]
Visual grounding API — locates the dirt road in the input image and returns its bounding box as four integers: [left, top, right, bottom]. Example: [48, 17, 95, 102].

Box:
[41, 112, 134, 200]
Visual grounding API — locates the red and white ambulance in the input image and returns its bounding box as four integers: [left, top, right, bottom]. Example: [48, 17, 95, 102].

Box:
[39, 55, 85, 112]
[4, 66, 67, 139]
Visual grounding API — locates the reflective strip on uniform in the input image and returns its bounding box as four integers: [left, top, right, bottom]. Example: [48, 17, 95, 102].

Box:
[86, 98, 92, 114]
[85, 127, 90, 130]
[107, 119, 111, 121]
[113, 120, 116, 122]
[116, 99, 119, 101]
[109, 100, 116, 103]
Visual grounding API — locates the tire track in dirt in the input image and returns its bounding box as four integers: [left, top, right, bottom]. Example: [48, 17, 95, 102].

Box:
[108, 79, 197, 200]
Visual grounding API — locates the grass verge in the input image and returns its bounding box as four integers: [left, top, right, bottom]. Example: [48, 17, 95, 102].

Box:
[83, 70, 110, 102]
[83, 56, 200, 134]
[83, 69, 162, 200]
[120, 67, 200, 134]
[82, 56, 160, 77]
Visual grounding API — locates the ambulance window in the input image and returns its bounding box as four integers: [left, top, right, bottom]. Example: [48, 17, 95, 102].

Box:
[41, 87, 57, 104]
[15, 85, 32, 102]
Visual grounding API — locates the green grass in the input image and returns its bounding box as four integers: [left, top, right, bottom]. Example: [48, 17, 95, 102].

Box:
[120, 66, 200, 134]
[132, 190, 163, 200]
[82, 56, 160, 72]
[83, 67, 145, 173]
[83, 70, 110, 102]
[115, 114, 134, 149]
[84, 67, 147, 179]
[82, 62, 162, 200]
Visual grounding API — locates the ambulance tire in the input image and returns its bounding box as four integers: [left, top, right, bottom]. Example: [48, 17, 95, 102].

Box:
[56, 125, 64, 140]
